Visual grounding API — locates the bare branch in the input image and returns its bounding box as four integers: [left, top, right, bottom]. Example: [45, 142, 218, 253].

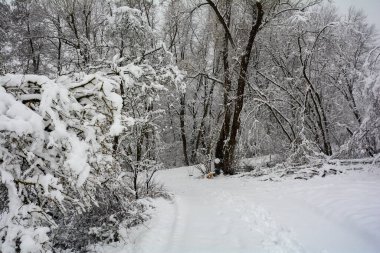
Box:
[187, 73, 223, 84]
[205, 0, 235, 48]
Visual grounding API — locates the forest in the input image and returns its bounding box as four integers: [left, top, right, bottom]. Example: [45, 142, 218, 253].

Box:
[0, 0, 379, 252]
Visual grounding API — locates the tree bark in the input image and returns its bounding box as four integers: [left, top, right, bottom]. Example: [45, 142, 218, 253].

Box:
[179, 93, 190, 165]
[214, 0, 232, 171]
[222, 1, 264, 174]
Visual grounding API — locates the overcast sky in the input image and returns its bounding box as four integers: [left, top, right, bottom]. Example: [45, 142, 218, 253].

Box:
[333, 0, 380, 31]
[3, 0, 379, 31]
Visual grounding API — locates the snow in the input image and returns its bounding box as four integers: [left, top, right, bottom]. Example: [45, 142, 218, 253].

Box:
[0, 87, 44, 136]
[125, 63, 144, 79]
[115, 6, 141, 16]
[19, 227, 50, 253]
[290, 12, 308, 24]
[240, 154, 280, 168]
[0, 74, 51, 88]
[123, 165, 380, 253]
[64, 136, 91, 187]
[0, 170, 21, 212]
[97, 74, 124, 136]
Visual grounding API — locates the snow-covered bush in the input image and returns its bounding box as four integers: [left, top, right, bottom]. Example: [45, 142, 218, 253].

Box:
[287, 126, 326, 166]
[335, 46, 380, 159]
[0, 73, 120, 252]
[0, 1, 184, 250]
[0, 58, 181, 252]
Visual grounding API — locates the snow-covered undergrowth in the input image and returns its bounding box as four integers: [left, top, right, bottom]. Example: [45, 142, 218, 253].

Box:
[0, 73, 133, 252]
[125, 163, 380, 253]
[0, 2, 184, 251]
[238, 157, 380, 181]
[0, 62, 177, 252]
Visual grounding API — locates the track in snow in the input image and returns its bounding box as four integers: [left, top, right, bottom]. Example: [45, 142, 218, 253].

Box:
[129, 166, 380, 253]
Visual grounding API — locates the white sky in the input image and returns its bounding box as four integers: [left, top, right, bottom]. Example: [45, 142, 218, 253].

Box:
[333, 0, 380, 31]
[3, 0, 379, 31]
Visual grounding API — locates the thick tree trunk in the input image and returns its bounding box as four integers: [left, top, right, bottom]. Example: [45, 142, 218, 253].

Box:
[214, 0, 232, 171]
[222, 2, 264, 175]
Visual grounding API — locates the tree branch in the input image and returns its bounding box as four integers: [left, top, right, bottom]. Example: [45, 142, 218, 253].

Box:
[205, 0, 235, 48]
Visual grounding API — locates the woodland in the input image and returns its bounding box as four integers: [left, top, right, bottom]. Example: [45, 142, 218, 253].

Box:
[0, 0, 379, 252]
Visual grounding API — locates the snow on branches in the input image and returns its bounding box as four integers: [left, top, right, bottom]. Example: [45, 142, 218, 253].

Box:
[0, 56, 182, 252]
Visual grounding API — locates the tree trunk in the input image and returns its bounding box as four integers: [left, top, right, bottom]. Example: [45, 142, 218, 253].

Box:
[27, 22, 39, 74]
[222, 1, 264, 174]
[214, 0, 232, 171]
[57, 16, 63, 75]
[179, 93, 190, 165]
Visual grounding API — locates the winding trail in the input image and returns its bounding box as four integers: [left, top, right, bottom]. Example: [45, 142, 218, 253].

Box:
[130, 166, 380, 253]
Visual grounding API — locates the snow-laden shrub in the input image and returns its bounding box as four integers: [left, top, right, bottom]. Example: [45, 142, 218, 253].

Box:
[0, 59, 180, 252]
[287, 110, 326, 166]
[0, 73, 120, 252]
[287, 134, 325, 166]
[0, 1, 184, 251]
[336, 48, 380, 158]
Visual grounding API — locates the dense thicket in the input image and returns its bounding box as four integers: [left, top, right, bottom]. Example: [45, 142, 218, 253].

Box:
[0, 0, 178, 252]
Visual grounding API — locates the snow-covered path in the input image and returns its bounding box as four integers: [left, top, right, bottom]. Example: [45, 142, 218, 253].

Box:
[128, 167, 380, 253]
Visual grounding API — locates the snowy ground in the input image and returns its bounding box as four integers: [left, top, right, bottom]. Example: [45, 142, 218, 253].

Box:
[100, 164, 380, 253]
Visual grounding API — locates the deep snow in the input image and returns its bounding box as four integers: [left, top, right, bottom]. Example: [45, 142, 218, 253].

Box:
[98, 165, 380, 253]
